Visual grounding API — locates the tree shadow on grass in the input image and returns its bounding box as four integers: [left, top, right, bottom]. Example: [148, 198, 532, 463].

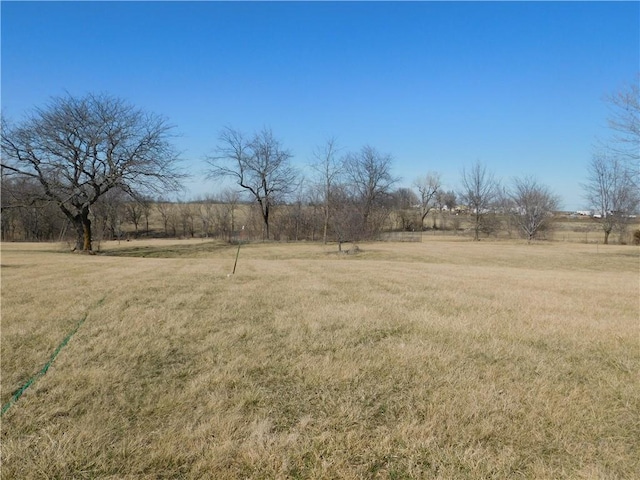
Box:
[99, 241, 234, 258]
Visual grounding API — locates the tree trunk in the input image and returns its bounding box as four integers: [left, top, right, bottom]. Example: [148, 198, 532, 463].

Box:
[71, 207, 92, 252]
[263, 203, 270, 240]
[73, 216, 84, 251]
[603, 229, 610, 245]
[323, 206, 329, 244]
[83, 213, 92, 251]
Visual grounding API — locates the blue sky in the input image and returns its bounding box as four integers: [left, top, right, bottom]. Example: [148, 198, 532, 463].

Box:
[2, 1, 638, 210]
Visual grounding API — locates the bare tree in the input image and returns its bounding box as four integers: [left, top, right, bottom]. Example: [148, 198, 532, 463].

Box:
[125, 201, 145, 238]
[604, 78, 639, 183]
[1, 93, 183, 252]
[509, 176, 560, 242]
[196, 195, 216, 238]
[328, 184, 363, 251]
[0, 173, 66, 242]
[435, 189, 456, 230]
[178, 200, 196, 238]
[414, 172, 441, 229]
[93, 188, 127, 241]
[344, 145, 398, 238]
[310, 137, 343, 244]
[138, 195, 153, 235]
[155, 198, 173, 236]
[460, 161, 499, 241]
[391, 187, 419, 231]
[207, 127, 297, 240]
[220, 188, 241, 241]
[583, 151, 639, 244]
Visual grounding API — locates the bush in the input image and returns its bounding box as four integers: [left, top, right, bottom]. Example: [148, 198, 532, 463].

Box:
[633, 229, 640, 246]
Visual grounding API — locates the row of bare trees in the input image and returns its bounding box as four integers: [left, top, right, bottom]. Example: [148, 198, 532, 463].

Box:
[1, 79, 638, 250]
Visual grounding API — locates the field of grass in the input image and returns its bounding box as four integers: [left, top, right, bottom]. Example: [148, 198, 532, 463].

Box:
[1, 238, 638, 479]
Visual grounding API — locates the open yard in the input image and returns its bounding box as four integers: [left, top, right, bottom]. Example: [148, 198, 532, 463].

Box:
[1, 238, 638, 479]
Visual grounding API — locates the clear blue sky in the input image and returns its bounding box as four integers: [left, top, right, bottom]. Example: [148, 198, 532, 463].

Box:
[2, 1, 638, 210]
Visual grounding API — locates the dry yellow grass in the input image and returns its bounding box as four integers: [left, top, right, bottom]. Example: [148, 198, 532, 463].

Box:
[1, 238, 638, 479]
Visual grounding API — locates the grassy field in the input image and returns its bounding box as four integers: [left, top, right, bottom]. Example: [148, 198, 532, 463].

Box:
[1, 238, 638, 479]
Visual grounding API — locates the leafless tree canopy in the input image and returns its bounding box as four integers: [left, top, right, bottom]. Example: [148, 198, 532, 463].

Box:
[583, 151, 639, 244]
[509, 176, 560, 241]
[1, 93, 183, 251]
[605, 78, 639, 171]
[414, 172, 441, 227]
[310, 137, 343, 244]
[344, 145, 398, 237]
[460, 161, 498, 240]
[207, 127, 297, 240]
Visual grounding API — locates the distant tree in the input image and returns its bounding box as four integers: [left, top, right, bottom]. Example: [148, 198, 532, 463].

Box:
[125, 200, 145, 238]
[155, 198, 173, 236]
[0, 174, 66, 241]
[220, 188, 241, 241]
[196, 196, 216, 238]
[509, 176, 560, 242]
[392, 187, 419, 210]
[304, 185, 324, 241]
[310, 137, 343, 244]
[93, 188, 127, 241]
[1, 93, 183, 252]
[344, 145, 398, 238]
[604, 78, 639, 183]
[391, 187, 419, 231]
[178, 201, 196, 237]
[138, 195, 153, 234]
[460, 161, 499, 241]
[278, 182, 312, 241]
[435, 189, 457, 230]
[583, 151, 639, 244]
[328, 184, 363, 251]
[495, 185, 517, 238]
[207, 127, 298, 240]
[414, 172, 441, 229]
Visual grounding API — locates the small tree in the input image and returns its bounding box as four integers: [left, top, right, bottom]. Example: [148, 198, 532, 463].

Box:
[583, 151, 639, 244]
[391, 187, 419, 231]
[93, 188, 127, 241]
[435, 189, 457, 230]
[207, 127, 297, 240]
[414, 172, 441, 230]
[1, 93, 183, 252]
[460, 161, 499, 241]
[328, 184, 363, 252]
[344, 145, 398, 238]
[310, 137, 343, 244]
[509, 176, 560, 242]
[125, 201, 145, 238]
[155, 198, 173, 236]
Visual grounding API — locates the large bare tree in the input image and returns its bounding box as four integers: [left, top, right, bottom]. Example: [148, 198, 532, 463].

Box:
[509, 176, 560, 242]
[207, 127, 297, 240]
[583, 151, 639, 244]
[1, 93, 183, 252]
[460, 161, 499, 241]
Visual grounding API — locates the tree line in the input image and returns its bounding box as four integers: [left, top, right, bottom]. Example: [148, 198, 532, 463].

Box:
[2, 80, 638, 251]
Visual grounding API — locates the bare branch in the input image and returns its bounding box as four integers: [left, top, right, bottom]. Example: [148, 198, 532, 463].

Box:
[1, 92, 185, 251]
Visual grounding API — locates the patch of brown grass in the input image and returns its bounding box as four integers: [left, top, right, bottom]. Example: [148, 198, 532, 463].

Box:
[1, 239, 638, 478]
